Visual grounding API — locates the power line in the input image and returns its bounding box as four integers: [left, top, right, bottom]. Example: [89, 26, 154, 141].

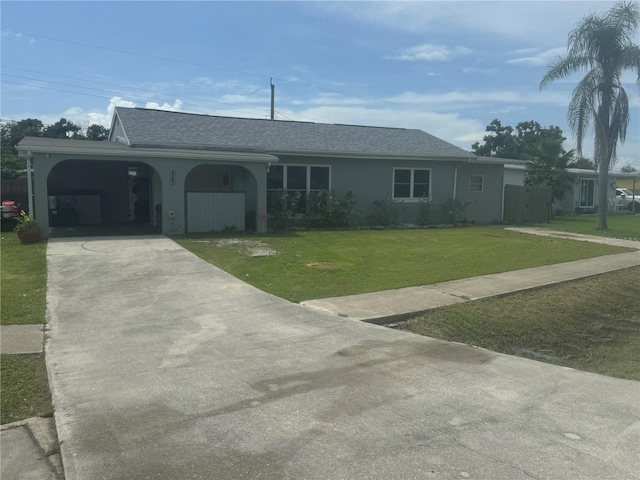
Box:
[1, 28, 435, 114]
[1, 80, 272, 120]
[1, 72, 271, 118]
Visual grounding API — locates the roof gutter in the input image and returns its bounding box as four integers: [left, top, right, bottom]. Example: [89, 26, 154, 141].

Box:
[16, 142, 278, 164]
[266, 148, 478, 162]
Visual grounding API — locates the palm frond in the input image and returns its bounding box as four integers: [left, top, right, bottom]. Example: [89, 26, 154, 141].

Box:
[540, 56, 591, 89]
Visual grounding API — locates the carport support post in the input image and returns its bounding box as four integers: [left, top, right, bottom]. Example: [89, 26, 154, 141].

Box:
[27, 152, 34, 217]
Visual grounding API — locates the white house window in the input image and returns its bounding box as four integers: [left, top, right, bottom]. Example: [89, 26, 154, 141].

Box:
[393, 168, 430, 200]
[470, 175, 484, 192]
[579, 178, 595, 207]
[267, 165, 330, 213]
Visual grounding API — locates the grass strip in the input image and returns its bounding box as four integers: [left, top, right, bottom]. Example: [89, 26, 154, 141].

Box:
[176, 226, 632, 302]
[534, 214, 639, 240]
[0, 354, 53, 424]
[1, 234, 47, 325]
[399, 266, 640, 380]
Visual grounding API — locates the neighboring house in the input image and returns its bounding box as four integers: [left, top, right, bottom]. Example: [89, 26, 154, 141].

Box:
[616, 174, 640, 195]
[18, 107, 517, 238]
[504, 164, 637, 214]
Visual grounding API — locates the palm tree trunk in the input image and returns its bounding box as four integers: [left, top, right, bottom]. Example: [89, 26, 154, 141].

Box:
[596, 91, 612, 230]
[597, 157, 609, 230]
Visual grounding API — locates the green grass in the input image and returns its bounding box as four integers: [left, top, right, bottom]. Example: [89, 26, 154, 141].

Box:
[0, 354, 53, 424]
[534, 214, 640, 240]
[1, 234, 51, 424]
[399, 267, 640, 380]
[176, 226, 632, 302]
[1, 234, 47, 325]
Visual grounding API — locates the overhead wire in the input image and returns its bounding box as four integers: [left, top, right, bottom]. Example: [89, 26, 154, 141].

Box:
[1, 71, 272, 118]
[1, 28, 434, 114]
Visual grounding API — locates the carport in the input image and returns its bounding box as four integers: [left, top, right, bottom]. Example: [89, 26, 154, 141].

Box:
[16, 136, 276, 238]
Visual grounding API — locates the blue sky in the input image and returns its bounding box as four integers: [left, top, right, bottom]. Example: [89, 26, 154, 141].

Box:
[1, 1, 638, 170]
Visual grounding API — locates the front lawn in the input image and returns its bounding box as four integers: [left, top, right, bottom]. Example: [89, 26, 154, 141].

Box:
[176, 226, 632, 303]
[399, 266, 640, 380]
[1, 234, 47, 325]
[0, 354, 53, 424]
[534, 214, 639, 241]
[0, 233, 52, 425]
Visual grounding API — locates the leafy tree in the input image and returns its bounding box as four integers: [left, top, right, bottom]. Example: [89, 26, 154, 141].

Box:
[43, 118, 82, 139]
[471, 119, 566, 160]
[1, 119, 45, 179]
[524, 140, 574, 202]
[620, 163, 638, 173]
[568, 157, 596, 170]
[1, 118, 110, 178]
[85, 124, 109, 141]
[540, 1, 640, 230]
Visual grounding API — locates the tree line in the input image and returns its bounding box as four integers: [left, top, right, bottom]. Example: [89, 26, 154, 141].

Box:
[1, 118, 109, 179]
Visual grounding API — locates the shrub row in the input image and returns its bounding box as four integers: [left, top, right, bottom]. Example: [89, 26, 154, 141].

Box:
[267, 190, 470, 231]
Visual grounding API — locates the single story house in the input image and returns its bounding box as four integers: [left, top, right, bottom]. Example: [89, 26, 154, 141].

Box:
[18, 107, 518, 238]
[504, 164, 638, 214]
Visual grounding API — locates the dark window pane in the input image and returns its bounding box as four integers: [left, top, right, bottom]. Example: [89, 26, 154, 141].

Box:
[267, 166, 283, 190]
[310, 167, 329, 190]
[287, 166, 307, 190]
[394, 184, 410, 198]
[414, 169, 430, 184]
[394, 169, 410, 183]
[414, 184, 429, 198]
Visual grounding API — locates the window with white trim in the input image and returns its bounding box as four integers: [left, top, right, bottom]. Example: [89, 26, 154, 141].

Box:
[469, 175, 484, 192]
[393, 168, 430, 200]
[267, 165, 330, 213]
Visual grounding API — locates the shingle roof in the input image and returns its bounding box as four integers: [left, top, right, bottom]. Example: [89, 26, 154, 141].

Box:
[114, 107, 474, 158]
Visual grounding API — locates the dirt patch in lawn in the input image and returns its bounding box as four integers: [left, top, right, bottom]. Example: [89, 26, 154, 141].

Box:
[306, 262, 336, 269]
[205, 239, 277, 257]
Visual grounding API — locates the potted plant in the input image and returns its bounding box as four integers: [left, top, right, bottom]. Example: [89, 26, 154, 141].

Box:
[14, 211, 42, 244]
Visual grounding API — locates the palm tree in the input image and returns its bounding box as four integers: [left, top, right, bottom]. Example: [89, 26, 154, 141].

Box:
[524, 140, 575, 203]
[540, 1, 640, 230]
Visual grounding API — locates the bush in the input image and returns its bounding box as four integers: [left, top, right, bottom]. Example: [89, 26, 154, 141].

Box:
[306, 190, 356, 228]
[440, 198, 470, 224]
[416, 196, 432, 225]
[267, 190, 301, 231]
[369, 195, 404, 226]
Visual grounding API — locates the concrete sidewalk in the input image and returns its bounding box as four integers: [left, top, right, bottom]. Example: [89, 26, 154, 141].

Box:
[1, 324, 45, 354]
[0, 417, 64, 480]
[302, 251, 640, 323]
[45, 235, 640, 480]
[303, 228, 640, 323]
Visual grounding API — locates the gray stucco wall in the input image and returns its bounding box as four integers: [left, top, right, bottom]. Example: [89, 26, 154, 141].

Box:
[33, 153, 268, 237]
[456, 163, 504, 223]
[276, 155, 503, 224]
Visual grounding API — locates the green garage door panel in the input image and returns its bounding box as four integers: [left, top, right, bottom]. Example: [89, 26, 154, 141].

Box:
[186, 192, 245, 233]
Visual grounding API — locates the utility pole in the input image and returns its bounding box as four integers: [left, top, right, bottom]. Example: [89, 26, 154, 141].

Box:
[270, 78, 275, 120]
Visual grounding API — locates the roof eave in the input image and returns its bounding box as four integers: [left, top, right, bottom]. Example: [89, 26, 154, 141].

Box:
[266, 148, 477, 162]
[16, 139, 278, 164]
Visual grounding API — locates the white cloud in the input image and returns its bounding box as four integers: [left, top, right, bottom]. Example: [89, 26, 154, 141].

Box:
[388, 44, 472, 62]
[144, 99, 183, 112]
[308, 2, 613, 46]
[507, 47, 567, 67]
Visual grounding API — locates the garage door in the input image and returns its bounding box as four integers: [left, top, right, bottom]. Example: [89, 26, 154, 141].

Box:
[186, 192, 245, 233]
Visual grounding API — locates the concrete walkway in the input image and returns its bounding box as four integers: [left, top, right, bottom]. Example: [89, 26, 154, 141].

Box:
[1, 324, 45, 354]
[45, 235, 639, 480]
[303, 228, 640, 323]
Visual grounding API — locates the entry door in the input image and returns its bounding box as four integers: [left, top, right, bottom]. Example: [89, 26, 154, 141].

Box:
[579, 179, 595, 207]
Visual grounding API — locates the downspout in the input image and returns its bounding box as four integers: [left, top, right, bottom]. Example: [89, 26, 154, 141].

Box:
[26, 152, 34, 217]
[453, 158, 473, 200]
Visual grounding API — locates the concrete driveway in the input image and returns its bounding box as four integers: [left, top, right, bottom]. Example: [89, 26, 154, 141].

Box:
[46, 237, 640, 480]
